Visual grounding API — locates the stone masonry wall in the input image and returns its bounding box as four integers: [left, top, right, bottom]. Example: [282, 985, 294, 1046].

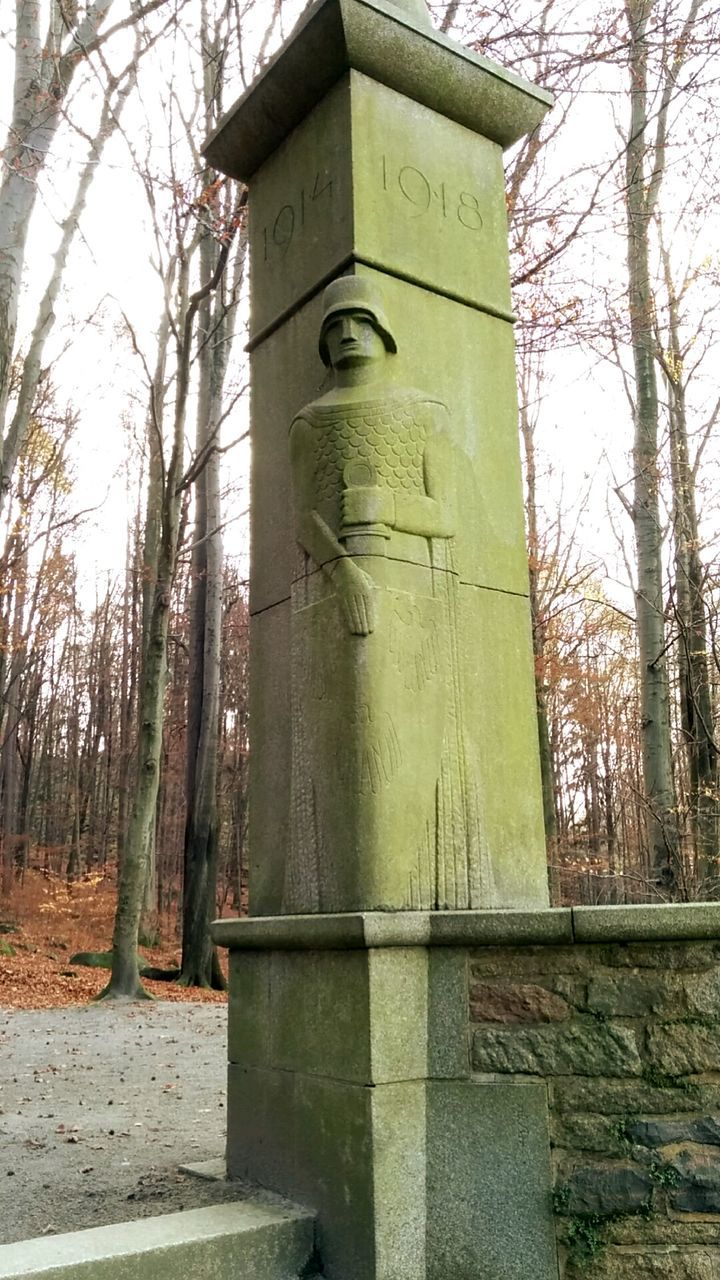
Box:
[469, 939, 720, 1280]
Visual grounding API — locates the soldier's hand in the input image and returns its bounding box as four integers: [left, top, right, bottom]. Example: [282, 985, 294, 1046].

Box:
[342, 486, 394, 529]
[332, 558, 376, 635]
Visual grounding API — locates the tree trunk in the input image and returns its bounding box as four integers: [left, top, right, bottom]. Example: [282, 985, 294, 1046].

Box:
[179, 4, 245, 986]
[180, 244, 226, 989]
[662, 247, 717, 890]
[117, 473, 143, 864]
[1, 502, 28, 893]
[136, 319, 170, 938]
[624, 0, 680, 891]
[105, 311, 182, 998]
[104, 525, 178, 998]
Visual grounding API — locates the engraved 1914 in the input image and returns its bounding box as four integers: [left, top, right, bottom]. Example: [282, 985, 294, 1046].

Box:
[381, 155, 484, 231]
[261, 170, 333, 261]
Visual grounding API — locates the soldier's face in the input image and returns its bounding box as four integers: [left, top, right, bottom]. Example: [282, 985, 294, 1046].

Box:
[324, 313, 386, 370]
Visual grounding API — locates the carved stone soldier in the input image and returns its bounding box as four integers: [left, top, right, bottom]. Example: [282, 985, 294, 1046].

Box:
[286, 276, 489, 913]
[290, 275, 455, 634]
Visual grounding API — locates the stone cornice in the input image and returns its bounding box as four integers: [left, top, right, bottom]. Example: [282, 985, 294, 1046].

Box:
[211, 902, 720, 950]
[203, 0, 553, 181]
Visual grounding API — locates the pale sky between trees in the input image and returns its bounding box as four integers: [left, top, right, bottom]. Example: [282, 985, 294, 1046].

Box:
[5, 0, 715, 613]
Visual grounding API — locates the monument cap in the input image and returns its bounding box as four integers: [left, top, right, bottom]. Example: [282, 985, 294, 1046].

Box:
[319, 277, 398, 365]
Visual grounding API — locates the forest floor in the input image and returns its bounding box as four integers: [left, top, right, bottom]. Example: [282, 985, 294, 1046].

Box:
[0, 870, 248, 1246]
[0, 868, 228, 1009]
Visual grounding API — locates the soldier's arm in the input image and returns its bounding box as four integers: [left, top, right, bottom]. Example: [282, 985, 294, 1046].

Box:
[290, 415, 375, 635]
[393, 417, 456, 539]
[290, 416, 347, 569]
[341, 404, 456, 538]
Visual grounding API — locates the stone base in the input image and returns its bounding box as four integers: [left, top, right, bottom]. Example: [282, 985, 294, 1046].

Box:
[214, 903, 720, 1279]
[0, 1203, 315, 1280]
[215, 912, 560, 1280]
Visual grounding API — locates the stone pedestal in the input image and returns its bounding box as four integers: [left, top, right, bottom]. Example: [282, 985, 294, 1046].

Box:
[210, 904, 720, 1280]
[213, 913, 561, 1280]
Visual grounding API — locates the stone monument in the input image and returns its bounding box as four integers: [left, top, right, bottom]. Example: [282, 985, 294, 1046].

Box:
[207, 2, 559, 1277]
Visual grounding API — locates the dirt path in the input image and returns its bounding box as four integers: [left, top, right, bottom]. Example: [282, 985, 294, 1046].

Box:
[0, 1001, 246, 1245]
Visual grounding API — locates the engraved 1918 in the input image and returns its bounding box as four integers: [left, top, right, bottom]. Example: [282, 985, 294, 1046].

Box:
[261, 171, 333, 261]
[381, 156, 484, 232]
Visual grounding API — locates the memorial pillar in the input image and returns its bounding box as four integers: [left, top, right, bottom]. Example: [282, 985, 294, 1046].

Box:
[207, 3, 559, 1276]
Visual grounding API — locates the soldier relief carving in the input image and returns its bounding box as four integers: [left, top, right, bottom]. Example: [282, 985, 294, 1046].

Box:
[285, 277, 490, 912]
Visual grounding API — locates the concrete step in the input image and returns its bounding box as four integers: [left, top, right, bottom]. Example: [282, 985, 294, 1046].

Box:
[0, 1201, 316, 1280]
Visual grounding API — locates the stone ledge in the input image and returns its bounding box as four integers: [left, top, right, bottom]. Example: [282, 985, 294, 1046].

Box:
[203, 0, 552, 180]
[179, 1158, 227, 1181]
[572, 902, 720, 943]
[0, 1202, 315, 1280]
[212, 909, 572, 950]
[212, 903, 720, 952]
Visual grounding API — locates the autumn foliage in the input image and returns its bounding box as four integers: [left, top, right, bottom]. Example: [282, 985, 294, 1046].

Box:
[0, 869, 228, 1010]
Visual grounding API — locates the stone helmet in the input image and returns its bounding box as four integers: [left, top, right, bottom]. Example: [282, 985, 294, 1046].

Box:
[318, 277, 398, 367]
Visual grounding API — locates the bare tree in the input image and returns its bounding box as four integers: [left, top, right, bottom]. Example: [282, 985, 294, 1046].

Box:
[180, 1, 247, 989]
[0, 0, 176, 509]
[619, 0, 719, 890]
[102, 1, 251, 997]
[656, 215, 720, 886]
